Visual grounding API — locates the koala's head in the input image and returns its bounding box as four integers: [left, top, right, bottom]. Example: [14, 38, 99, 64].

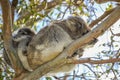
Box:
[13, 28, 35, 42]
[66, 16, 91, 39]
[65, 16, 98, 45]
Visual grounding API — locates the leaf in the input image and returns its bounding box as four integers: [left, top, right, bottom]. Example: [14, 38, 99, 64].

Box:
[49, 11, 54, 16]
[78, 6, 83, 11]
[46, 77, 52, 80]
[56, 6, 61, 11]
[106, 4, 113, 11]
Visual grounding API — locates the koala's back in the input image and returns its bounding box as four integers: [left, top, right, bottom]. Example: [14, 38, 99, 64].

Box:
[27, 24, 72, 69]
[27, 16, 91, 71]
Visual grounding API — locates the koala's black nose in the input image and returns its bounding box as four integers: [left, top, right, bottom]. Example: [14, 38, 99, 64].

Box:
[13, 36, 17, 39]
[12, 36, 15, 39]
[82, 30, 89, 35]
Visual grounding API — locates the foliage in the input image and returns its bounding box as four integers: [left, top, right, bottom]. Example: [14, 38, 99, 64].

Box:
[0, 0, 120, 80]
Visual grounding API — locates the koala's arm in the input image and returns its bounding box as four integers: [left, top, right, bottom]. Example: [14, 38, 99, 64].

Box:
[17, 37, 33, 71]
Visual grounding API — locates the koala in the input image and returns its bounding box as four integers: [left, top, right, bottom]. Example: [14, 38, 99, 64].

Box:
[26, 16, 97, 75]
[3, 28, 35, 72]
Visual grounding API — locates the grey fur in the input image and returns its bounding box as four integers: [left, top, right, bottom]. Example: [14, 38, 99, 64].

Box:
[13, 28, 35, 71]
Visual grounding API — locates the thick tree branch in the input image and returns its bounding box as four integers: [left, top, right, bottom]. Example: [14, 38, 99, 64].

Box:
[0, 0, 24, 76]
[23, 6, 120, 80]
[0, 0, 13, 68]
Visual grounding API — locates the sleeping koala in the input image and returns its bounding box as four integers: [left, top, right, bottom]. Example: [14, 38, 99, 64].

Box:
[26, 16, 97, 75]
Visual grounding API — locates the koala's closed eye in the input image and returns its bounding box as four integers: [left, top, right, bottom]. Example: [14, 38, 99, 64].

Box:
[19, 30, 28, 35]
[82, 30, 89, 35]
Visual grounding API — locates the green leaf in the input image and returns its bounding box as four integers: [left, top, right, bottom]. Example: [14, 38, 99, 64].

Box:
[56, 6, 61, 11]
[106, 4, 113, 11]
[78, 6, 82, 11]
[46, 77, 52, 80]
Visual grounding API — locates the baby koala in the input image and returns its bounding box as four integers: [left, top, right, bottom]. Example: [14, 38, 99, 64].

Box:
[12, 27, 35, 71]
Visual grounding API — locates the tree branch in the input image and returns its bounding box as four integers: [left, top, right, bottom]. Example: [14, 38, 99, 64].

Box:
[0, 0, 24, 76]
[115, 33, 120, 36]
[89, 8, 115, 28]
[23, 6, 120, 80]
[0, 0, 13, 68]
[70, 58, 120, 64]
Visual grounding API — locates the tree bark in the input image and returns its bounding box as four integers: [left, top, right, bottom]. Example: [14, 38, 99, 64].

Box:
[0, 0, 24, 76]
[70, 57, 120, 64]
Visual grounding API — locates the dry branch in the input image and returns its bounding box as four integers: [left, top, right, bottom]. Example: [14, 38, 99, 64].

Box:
[23, 6, 120, 80]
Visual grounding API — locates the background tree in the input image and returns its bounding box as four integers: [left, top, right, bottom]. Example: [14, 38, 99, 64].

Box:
[0, 0, 120, 80]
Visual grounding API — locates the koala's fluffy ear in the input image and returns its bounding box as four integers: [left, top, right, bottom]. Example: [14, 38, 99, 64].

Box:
[18, 28, 35, 36]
